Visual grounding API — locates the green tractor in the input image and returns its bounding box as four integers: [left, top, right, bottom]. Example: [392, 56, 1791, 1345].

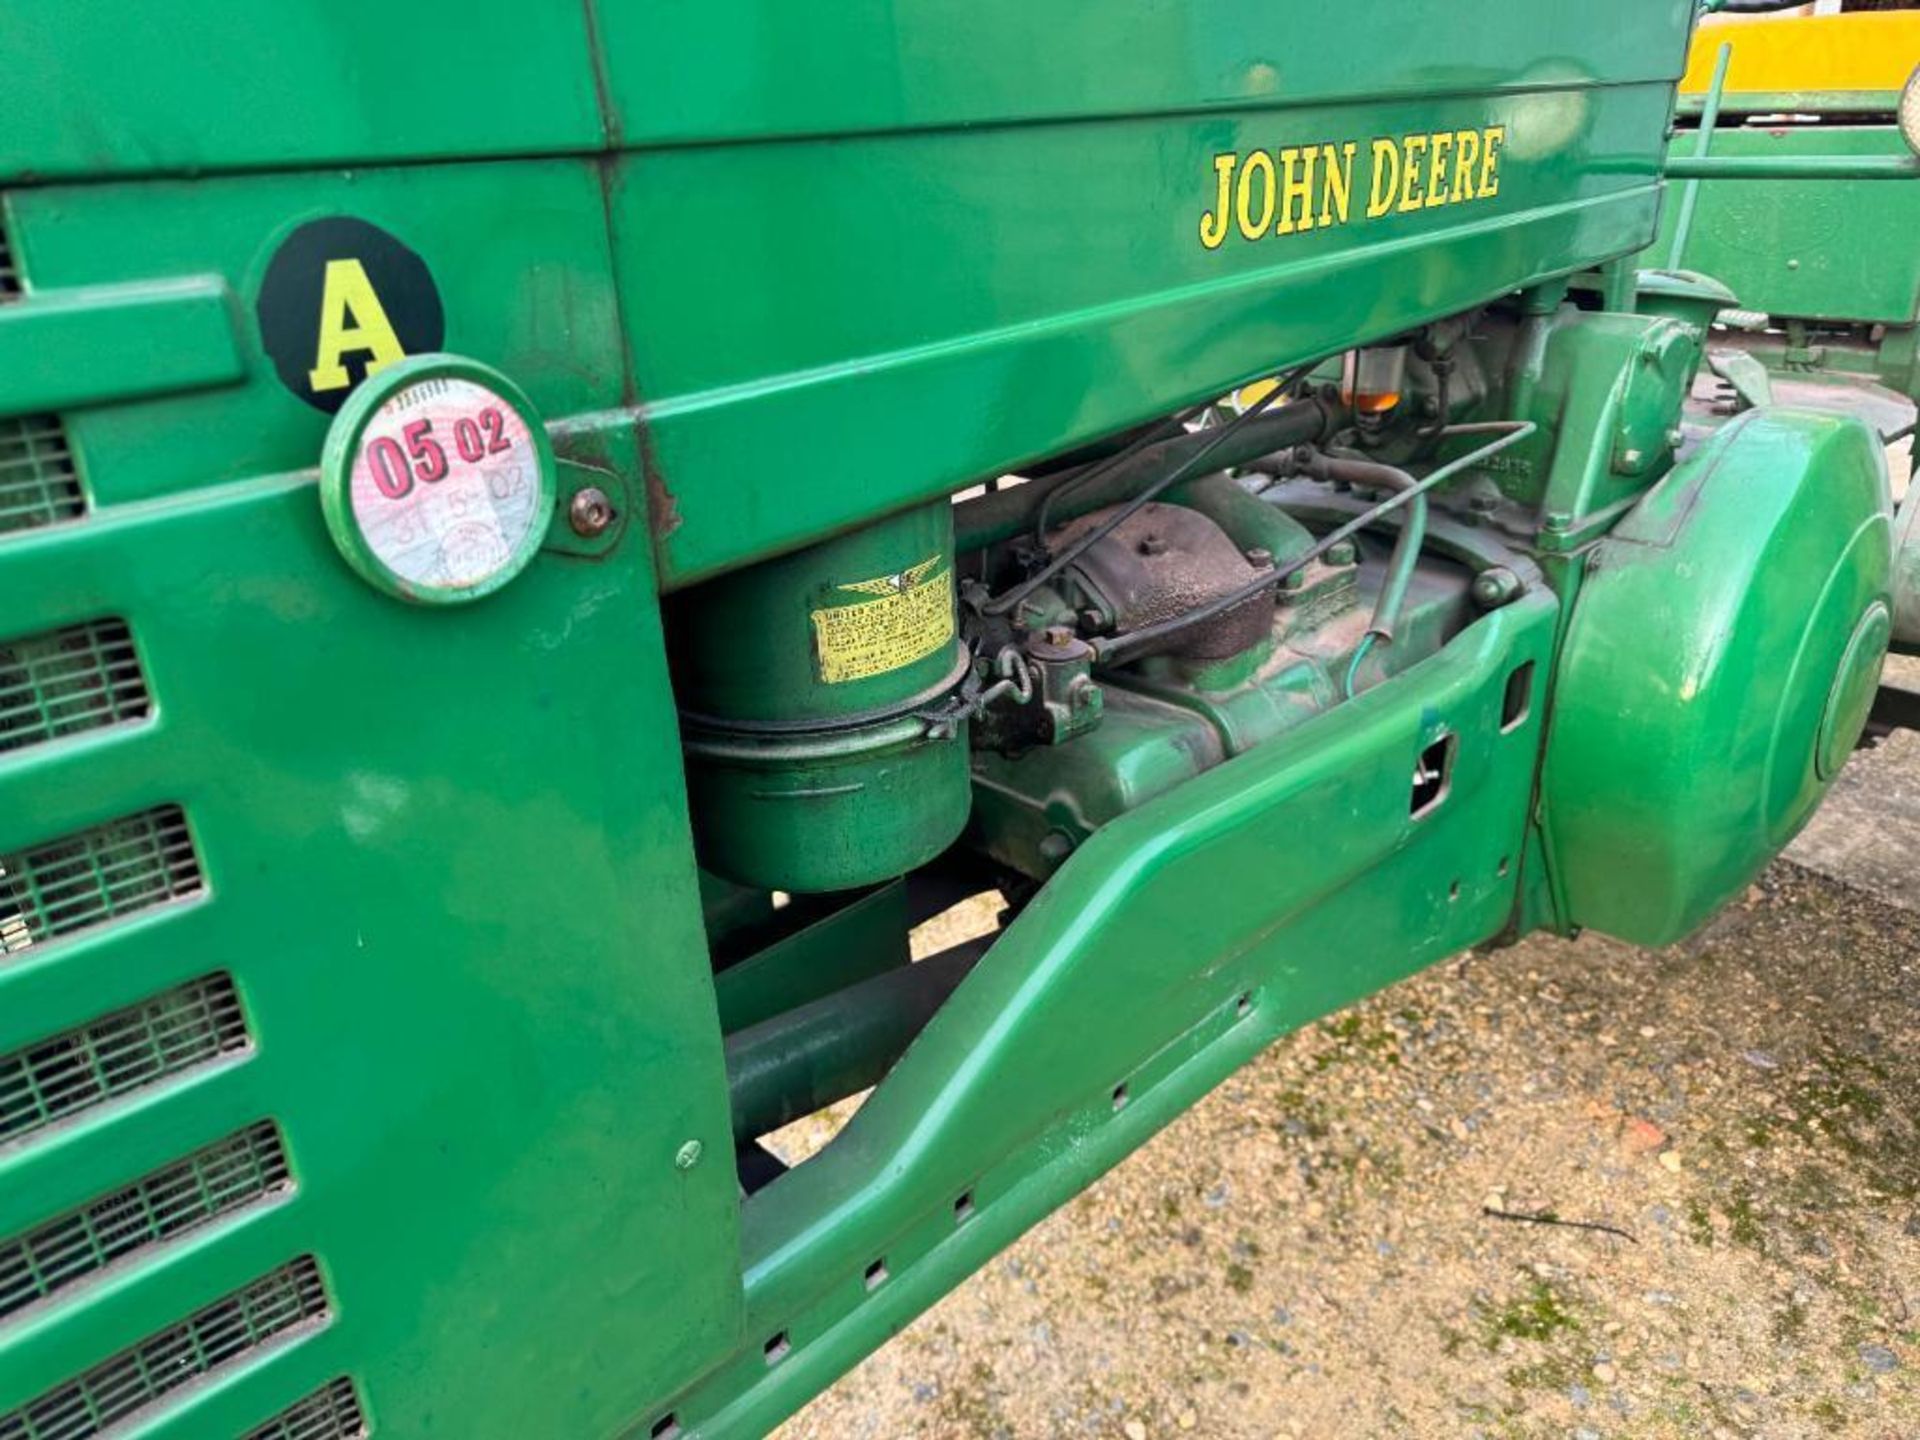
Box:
[0, 3, 1912, 1437]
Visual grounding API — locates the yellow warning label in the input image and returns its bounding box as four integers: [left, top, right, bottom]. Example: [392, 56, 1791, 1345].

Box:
[811, 558, 955, 684]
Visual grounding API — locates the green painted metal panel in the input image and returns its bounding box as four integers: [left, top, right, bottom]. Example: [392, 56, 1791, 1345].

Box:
[0, 278, 244, 417]
[1542, 407, 1893, 945]
[1666, 153, 1920, 180]
[1, 88, 1682, 583]
[596, 0, 1696, 143]
[618, 81, 1677, 585]
[0, 455, 745, 1434]
[680, 593, 1558, 1435]
[1525, 308, 1700, 531]
[1897, 487, 1920, 648]
[712, 883, 910, 1035]
[5, 161, 626, 509]
[0, 4, 1722, 1436]
[0, 0, 1700, 181]
[0, 4, 604, 182]
[0, 7, 1690, 590]
[1655, 125, 1920, 324]
[1678, 89, 1906, 117]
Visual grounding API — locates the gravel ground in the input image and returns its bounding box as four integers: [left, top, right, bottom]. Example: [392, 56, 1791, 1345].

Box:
[776, 790, 1920, 1439]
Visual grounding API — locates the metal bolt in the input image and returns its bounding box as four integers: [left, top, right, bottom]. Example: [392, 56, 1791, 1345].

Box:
[1245, 546, 1273, 569]
[1038, 831, 1075, 865]
[1467, 492, 1498, 515]
[1543, 511, 1572, 534]
[1280, 570, 1307, 593]
[1471, 566, 1524, 610]
[1138, 534, 1168, 557]
[569, 486, 617, 538]
[1043, 625, 1075, 647]
[1078, 607, 1106, 634]
[1787, 258, 1800, 271]
[1325, 540, 1358, 566]
[675, 1139, 704, 1171]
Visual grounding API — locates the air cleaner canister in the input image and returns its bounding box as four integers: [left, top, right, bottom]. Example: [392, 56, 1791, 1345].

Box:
[672, 502, 970, 893]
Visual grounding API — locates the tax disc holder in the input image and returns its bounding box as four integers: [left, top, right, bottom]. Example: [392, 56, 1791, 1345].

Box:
[319, 355, 558, 604]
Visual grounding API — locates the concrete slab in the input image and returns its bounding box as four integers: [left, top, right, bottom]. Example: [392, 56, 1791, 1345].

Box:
[1787, 726, 1920, 913]
[1687, 368, 1914, 494]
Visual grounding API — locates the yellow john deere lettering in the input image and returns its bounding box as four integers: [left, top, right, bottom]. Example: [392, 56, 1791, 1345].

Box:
[1199, 125, 1506, 250]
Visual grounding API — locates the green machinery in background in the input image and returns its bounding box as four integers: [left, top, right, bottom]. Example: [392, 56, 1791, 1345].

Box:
[0, 4, 1910, 1437]
[1655, 9, 1920, 674]
[1659, 10, 1920, 404]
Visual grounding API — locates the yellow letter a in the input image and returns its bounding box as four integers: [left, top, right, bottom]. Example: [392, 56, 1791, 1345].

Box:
[307, 258, 406, 392]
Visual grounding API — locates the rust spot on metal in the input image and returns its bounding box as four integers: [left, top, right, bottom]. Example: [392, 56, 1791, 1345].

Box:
[579, 0, 621, 149]
[635, 408, 684, 542]
[1055, 502, 1268, 661]
[583, 141, 684, 553]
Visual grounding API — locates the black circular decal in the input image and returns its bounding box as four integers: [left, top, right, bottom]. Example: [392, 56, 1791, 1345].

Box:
[256, 217, 445, 414]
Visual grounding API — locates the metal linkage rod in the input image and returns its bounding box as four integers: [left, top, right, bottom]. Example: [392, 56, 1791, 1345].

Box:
[1667, 40, 1731, 270]
[1665, 155, 1920, 181]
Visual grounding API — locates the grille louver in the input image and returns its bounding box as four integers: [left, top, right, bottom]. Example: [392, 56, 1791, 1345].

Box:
[0, 416, 84, 536]
[242, 1378, 371, 1440]
[0, 1257, 331, 1440]
[0, 1121, 291, 1321]
[0, 974, 249, 1145]
[0, 217, 19, 300]
[0, 619, 149, 756]
[0, 805, 202, 959]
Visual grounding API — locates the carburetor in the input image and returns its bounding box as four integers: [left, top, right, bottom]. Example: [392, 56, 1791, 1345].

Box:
[1053, 501, 1274, 661]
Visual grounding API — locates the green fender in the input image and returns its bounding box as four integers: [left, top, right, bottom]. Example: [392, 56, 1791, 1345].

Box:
[1541, 407, 1893, 946]
[1894, 485, 1920, 648]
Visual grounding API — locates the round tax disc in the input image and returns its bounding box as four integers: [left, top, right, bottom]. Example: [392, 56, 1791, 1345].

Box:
[319, 355, 557, 604]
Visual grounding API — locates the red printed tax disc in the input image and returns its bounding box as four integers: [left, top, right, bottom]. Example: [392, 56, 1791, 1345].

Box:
[319, 355, 557, 604]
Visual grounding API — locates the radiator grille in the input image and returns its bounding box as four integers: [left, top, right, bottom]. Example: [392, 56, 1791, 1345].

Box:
[0, 416, 84, 536]
[0, 218, 18, 300]
[0, 1256, 330, 1440]
[0, 620, 149, 756]
[0, 974, 248, 1145]
[0, 1121, 290, 1322]
[0, 805, 202, 959]
[242, 1378, 370, 1440]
